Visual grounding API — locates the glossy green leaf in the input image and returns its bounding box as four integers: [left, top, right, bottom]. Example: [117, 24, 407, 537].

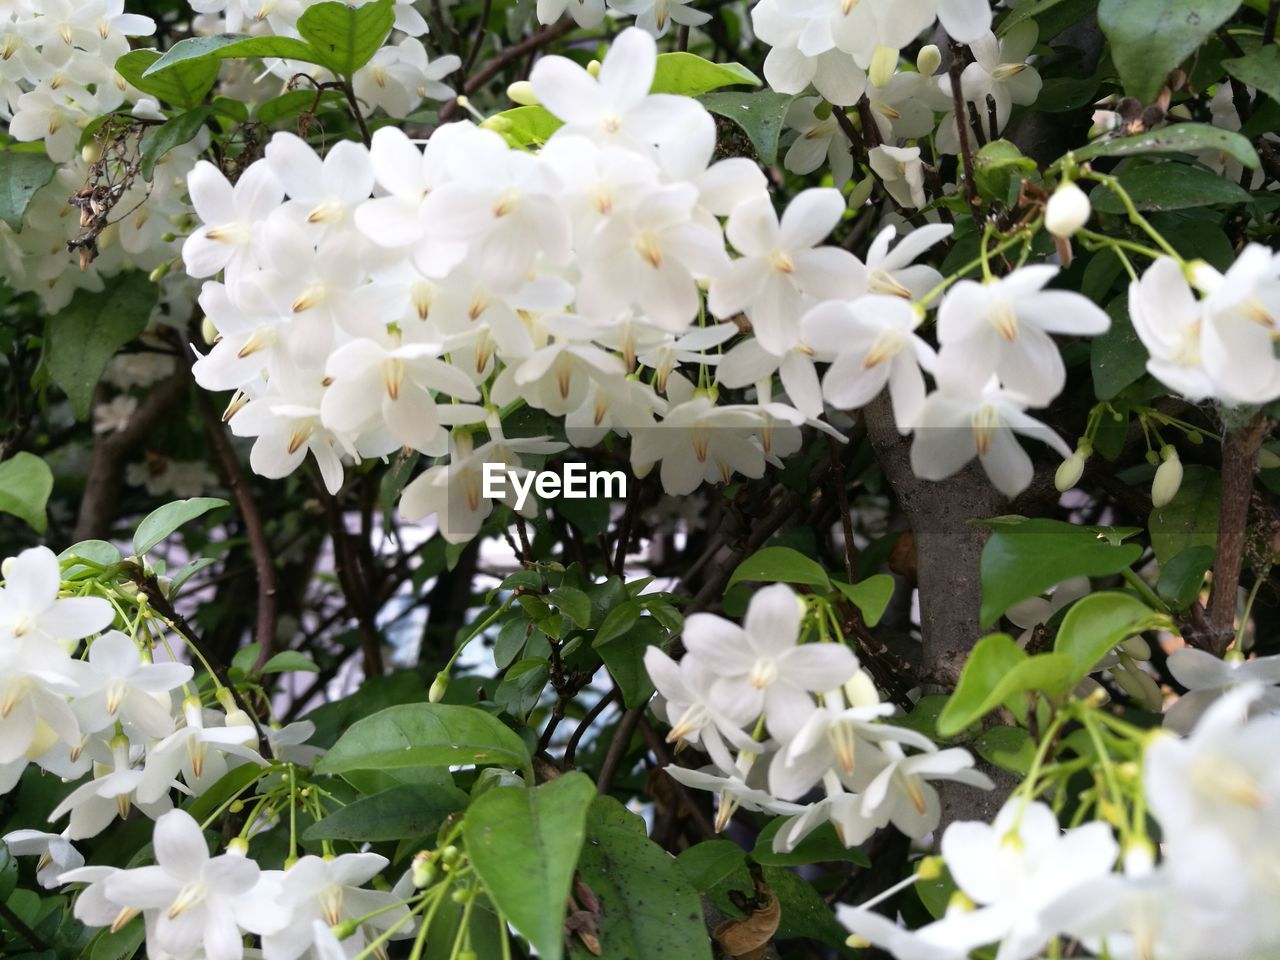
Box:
[1065, 122, 1259, 169]
[760, 865, 849, 948]
[974, 140, 1036, 202]
[831, 575, 894, 627]
[316, 703, 532, 775]
[0, 453, 53, 534]
[937, 633, 1076, 735]
[549, 585, 591, 628]
[727, 545, 830, 592]
[1156, 544, 1215, 610]
[594, 616, 662, 708]
[1092, 162, 1252, 213]
[1091, 296, 1148, 400]
[650, 52, 760, 95]
[261, 651, 319, 674]
[464, 773, 596, 960]
[89, 916, 144, 960]
[143, 34, 323, 79]
[973, 725, 1036, 775]
[698, 90, 795, 166]
[1053, 591, 1164, 678]
[115, 49, 219, 109]
[571, 795, 713, 960]
[0, 147, 56, 231]
[751, 820, 870, 868]
[297, 0, 396, 76]
[1099, 0, 1243, 103]
[46, 271, 160, 421]
[1224, 45, 1280, 105]
[676, 840, 748, 893]
[140, 108, 212, 180]
[133, 497, 230, 555]
[1149, 464, 1220, 563]
[304, 784, 467, 842]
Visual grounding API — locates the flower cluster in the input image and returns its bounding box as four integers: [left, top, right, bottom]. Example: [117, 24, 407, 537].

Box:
[645, 583, 992, 851]
[1130, 248, 1280, 407]
[189, 26, 1114, 541]
[839, 684, 1280, 960]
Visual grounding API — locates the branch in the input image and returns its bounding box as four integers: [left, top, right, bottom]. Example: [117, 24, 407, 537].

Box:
[947, 41, 983, 228]
[438, 19, 575, 120]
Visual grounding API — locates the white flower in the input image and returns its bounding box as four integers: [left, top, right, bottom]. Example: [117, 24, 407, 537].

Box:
[666, 760, 805, 832]
[1045, 182, 1091, 238]
[936, 265, 1110, 406]
[911, 376, 1073, 498]
[353, 38, 460, 118]
[536, 0, 606, 28]
[264, 133, 374, 230]
[751, 0, 869, 106]
[92, 395, 138, 435]
[70, 631, 192, 739]
[708, 188, 860, 355]
[239, 854, 412, 958]
[136, 698, 265, 803]
[609, 0, 710, 37]
[1164, 649, 1280, 735]
[868, 145, 927, 208]
[1192, 244, 1280, 405]
[682, 583, 858, 740]
[860, 742, 992, 839]
[2, 829, 83, 888]
[782, 98, 853, 187]
[858, 223, 953, 300]
[0, 546, 114, 650]
[644, 648, 759, 771]
[182, 160, 283, 284]
[802, 295, 936, 431]
[936, 25, 1043, 155]
[1128, 256, 1219, 402]
[48, 734, 176, 840]
[103, 809, 259, 960]
[1004, 577, 1091, 647]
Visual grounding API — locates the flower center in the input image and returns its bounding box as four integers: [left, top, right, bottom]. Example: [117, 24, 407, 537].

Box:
[749, 658, 779, 689]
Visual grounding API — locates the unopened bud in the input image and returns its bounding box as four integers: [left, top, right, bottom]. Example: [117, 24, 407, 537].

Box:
[331, 919, 360, 941]
[82, 141, 102, 164]
[916, 44, 942, 76]
[1119, 634, 1151, 660]
[227, 836, 249, 856]
[916, 855, 944, 881]
[202, 317, 219, 346]
[1046, 181, 1091, 238]
[587, 60, 601, 77]
[507, 80, 538, 106]
[216, 687, 238, 713]
[411, 851, 437, 888]
[848, 177, 874, 208]
[429, 671, 449, 703]
[868, 45, 898, 88]
[844, 669, 881, 709]
[1151, 447, 1183, 508]
[1, 556, 14, 578]
[1055, 451, 1086, 492]
[440, 845, 460, 866]
[1122, 839, 1155, 877]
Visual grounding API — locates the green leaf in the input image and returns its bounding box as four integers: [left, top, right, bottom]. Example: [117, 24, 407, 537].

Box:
[979, 518, 1142, 628]
[133, 497, 230, 555]
[937, 633, 1076, 735]
[1091, 296, 1148, 400]
[595, 599, 641, 645]
[914, 863, 958, 920]
[698, 91, 795, 166]
[1065, 122, 1259, 169]
[0, 148, 56, 231]
[315, 703, 532, 776]
[973, 725, 1036, 775]
[491, 105, 563, 147]
[1156, 544, 1216, 610]
[89, 916, 144, 960]
[727, 545, 830, 592]
[140, 108, 212, 180]
[115, 49, 219, 109]
[1224, 45, 1280, 105]
[676, 840, 748, 893]
[45, 272, 160, 421]
[549, 586, 592, 629]
[1149, 464, 1220, 563]
[1099, 0, 1243, 104]
[973, 140, 1037, 202]
[304, 784, 468, 841]
[144, 34, 324, 79]
[650, 52, 760, 95]
[464, 773, 596, 960]
[751, 820, 870, 868]
[594, 616, 662, 708]
[831, 575, 894, 627]
[0, 453, 53, 534]
[1092, 162, 1252, 213]
[168, 557, 217, 598]
[1053, 591, 1164, 679]
[261, 651, 319, 674]
[571, 795, 714, 960]
[183, 764, 266, 822]
[297, 0, 396, 76]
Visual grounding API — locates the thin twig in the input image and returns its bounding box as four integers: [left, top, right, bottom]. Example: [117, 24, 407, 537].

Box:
[564, 688, 618, 767]
[948, 41, 983, 228]
[0, 898, 48, 952]
[340, 78, 372, 146]
[439, 19, 575, 120]
[596, 704, 644, 794]
[461, 0, 494, 79]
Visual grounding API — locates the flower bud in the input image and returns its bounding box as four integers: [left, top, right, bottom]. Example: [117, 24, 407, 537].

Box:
[1, 556, 14, 578]
[411, 851, 437, 888]
[916, 855, 944, 881]
[1119, 634, 1151, 660]
[227, 837, 249, 856]
[868, 45, 898, 88]
[916, 44, 941, 77]
[429, 671, 449, 703]
[1055, 451, 1086, 492]
[1151, 446, 1183, 508]
[1045, 182, 1091, 238]
[331, 919, 360, 941]
[1122, 839, 1155, 877]
[844, 669, 881, 709]
[202, 317, 219, 346]
[848, 177, 875, 208]
[587, 60, 601, 77]
[506, 80, 538, 106]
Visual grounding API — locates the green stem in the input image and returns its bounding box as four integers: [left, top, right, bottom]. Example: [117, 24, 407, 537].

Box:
[1120, 568, 1170, 615]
